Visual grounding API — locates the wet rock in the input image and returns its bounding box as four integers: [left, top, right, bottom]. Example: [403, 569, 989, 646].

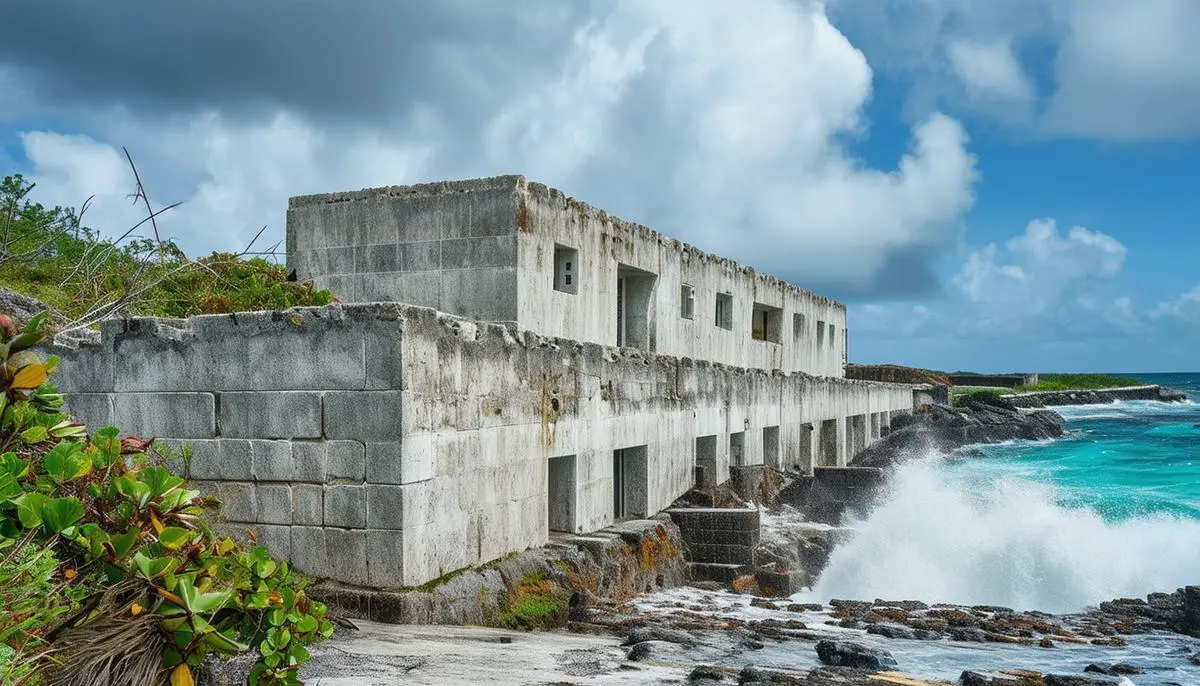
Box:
[947, 627, 989, 642]
[959, 672, 1027, 686]
[750, 597, 777, 610]
[837, 618, 866, 630]
[786, 603, 824, 613]
[1084, 663, 1142, 675]
[853, 399, 1065, 469]
[814, 640, 897, 671]
[1043, 675, 1130, 686]
[866, 623, 916, 640]
[874, 599, 929, 611]
[689, 665, 728, 683]
[622, 626, 696, 647]
[625, 641, 653, 661]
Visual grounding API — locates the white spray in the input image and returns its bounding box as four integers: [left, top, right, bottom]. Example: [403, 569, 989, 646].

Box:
[803, 455, 1200, 613]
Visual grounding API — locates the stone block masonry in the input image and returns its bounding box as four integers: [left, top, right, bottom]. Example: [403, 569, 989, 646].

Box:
[51, 303, 920, 590]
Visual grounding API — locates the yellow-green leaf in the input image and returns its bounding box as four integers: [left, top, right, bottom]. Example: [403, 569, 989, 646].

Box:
[170, 662, 195, 686]
[11, 363, 48, 389]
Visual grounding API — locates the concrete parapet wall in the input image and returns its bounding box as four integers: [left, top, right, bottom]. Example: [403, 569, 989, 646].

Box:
[50, 303, 918, 589]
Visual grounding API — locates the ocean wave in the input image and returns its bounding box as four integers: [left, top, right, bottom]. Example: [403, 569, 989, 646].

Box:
[801, 455, 1200, 614]
[1054, 398, 1198, 422]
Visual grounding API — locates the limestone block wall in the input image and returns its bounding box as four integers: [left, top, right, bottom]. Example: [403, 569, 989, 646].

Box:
[50, 303, 918, 590]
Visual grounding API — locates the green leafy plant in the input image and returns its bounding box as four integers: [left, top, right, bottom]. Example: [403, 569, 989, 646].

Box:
[0, 172, 334, 330]
[0, 312, 332, 685]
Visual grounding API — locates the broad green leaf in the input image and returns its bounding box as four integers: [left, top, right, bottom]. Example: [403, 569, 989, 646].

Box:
[40, 496, 85, 533]
[19, 425, 48, 444]
[14, 492, 47, 528]
[158, 526, 192, 551]
[143, 466, 183, 498]
[268, 607, 286, 627]
[189, 590, 232, 614]
[205, 629, 249, 654]
[294, 615, 317, 634]
[256, 557, 277, 579]
[109, 529, 140, 559]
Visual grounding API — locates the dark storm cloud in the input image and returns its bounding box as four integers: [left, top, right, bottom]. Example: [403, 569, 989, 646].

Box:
[0, 1, 584, 127]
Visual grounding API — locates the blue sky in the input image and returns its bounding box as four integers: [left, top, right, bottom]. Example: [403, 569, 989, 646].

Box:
[1, 0, 1198, 373]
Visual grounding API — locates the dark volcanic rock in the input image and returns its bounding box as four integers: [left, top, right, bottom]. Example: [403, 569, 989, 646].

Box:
[960, 672, 1027, 686]
[852, 398, 1064, 468]
[626, 642, 653, 661]
[865, 623, 916, 640]
[1084, 662, 1142, 675]
[622, 626, 696, 646]
[813, 640, 897, 671]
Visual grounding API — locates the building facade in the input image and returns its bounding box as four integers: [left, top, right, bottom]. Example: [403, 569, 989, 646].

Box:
[48, 176, 923, 589]
[287, 175, 849, 377]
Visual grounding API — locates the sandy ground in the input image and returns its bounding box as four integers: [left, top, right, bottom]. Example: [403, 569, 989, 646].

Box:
[297, 621, 685, 685]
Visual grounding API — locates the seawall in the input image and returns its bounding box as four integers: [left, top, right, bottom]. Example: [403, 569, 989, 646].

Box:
[1005, 384, 1187, 408]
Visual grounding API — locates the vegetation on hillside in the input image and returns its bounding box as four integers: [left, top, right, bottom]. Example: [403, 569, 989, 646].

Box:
[1013, 373, 1142, 393]
[0, 313, 331, 685]
[1, 169, 333, 330]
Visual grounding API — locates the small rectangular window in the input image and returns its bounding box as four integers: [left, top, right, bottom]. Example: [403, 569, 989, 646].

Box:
[553, 245, 579, 294]
[793, 313, 806, 340]
[817, 320, 826, 348]
[680, 284, 695, 319]
[715, 292, 733, 330]
[828, 325, 835, 348]
[751, 303, 781, 343]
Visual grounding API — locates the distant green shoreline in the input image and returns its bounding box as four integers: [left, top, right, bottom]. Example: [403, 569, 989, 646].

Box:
[950, 373, 1143, 402]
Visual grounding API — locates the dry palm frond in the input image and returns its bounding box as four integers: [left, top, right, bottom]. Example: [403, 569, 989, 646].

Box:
[42, 612, 167, 686]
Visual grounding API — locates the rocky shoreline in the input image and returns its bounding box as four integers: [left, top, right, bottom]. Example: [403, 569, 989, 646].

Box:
[852, 396, 1065, 469]
[1004, 385, 1188, 409]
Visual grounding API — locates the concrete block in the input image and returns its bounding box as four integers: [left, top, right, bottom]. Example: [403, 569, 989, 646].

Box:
[63, 393, 114, 429]
[256, 484, 292, 525]
[188, 439, 251, 481]
[290, 526, 329, 578]
[326, 529, 369, 586]
[439, 236, 517, 270]
[400, 240, 440, 272]
[324, 485, 367, 529]
[111, 315, 366, 391]
[395, 271, 442, 308]
[291, 440, 326, 483]
[366, 484, 404, 529]
[327, 440, 366, 482]
[112, 392, 215, 438]
[293, 485, 323, 526]
[251, 524, 291, 561]
[356, 243, 400, 273]
[218, 392, 322, 439]
[323, 391, 403, 440]
[367, 529, 405, 588]
[367, 439, 432, 485]
[215, 482, 255, 522]
[251, 440, 295, 481]
[439, 268, 518, 322]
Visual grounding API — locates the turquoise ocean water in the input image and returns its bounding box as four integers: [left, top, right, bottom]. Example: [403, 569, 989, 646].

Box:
[809, 373, 1200, 613]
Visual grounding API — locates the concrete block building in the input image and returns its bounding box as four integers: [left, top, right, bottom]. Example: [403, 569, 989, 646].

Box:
[50, 176, 924, 589]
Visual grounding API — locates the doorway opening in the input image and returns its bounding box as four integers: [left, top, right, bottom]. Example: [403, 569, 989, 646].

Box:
[547, 454, 577, 533]
[615, 265, 656, 349]
[612, 445, 648, 519]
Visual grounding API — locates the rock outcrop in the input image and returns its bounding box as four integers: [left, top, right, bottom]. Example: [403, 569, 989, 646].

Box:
[853, 396, 1064, 469]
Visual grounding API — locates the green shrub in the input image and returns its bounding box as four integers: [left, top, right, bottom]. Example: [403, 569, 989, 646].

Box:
[0, 312, 332, 685]
[0, 173, 334, 327]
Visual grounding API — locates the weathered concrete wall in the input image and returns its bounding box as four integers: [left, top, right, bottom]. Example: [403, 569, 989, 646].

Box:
[287, 177, 521, 323]
[287, 176, 849, 378]
[517, 180, 848, 377]
[51, 303, 916, 589]
[948, 373, 1037, 388]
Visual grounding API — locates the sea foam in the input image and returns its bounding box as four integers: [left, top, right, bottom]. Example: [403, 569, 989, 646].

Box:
[801, 455, 1200, 613]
